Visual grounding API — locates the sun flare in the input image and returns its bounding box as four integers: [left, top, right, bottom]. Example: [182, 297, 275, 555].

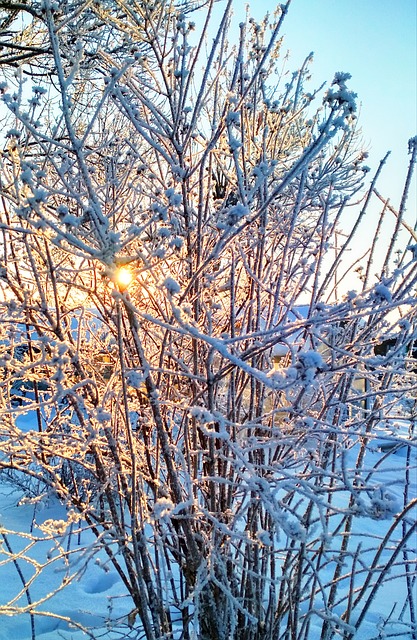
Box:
[114, 266, 133, 290]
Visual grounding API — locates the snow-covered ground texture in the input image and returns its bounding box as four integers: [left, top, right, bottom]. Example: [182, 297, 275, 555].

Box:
[0, 416, 415, 640]
[0, 487, 130, 640]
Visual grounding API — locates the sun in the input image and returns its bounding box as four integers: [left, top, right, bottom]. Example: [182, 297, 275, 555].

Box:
[114, 266, 133, 290]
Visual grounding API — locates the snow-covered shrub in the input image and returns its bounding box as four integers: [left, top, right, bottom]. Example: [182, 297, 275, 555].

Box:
[0, 2, 416, 639]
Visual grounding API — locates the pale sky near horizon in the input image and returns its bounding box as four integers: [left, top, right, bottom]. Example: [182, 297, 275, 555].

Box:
[246, 0, 417, 208]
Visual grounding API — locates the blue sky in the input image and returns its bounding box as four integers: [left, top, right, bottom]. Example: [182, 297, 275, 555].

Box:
[246, 0, 417, 206]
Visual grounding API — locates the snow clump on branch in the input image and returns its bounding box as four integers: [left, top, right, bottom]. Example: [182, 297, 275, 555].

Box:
[162, 277, 181, 295]
[295, 350, 327, 384]
[373, 283, 392, 303]
[324, 71, 357, 116]
[367, 487, 400, 520]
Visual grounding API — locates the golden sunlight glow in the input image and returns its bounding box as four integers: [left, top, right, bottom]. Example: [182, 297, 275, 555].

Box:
[114, 266, 133, 290]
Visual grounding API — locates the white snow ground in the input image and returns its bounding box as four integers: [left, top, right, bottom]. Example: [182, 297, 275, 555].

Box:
[0, 416, 416, 639]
